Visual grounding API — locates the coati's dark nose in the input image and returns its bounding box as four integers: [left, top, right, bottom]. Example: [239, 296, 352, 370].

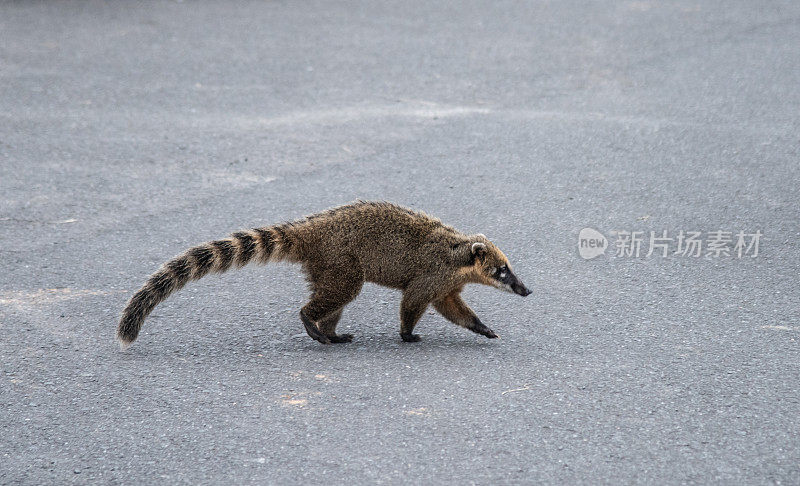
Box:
[513, 283, 532, 297]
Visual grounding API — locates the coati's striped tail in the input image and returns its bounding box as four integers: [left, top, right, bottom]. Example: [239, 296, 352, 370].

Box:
[117, 226, 292, 348]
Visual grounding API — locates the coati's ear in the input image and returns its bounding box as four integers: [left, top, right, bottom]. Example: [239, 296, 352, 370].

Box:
[471, 242, 487, 262]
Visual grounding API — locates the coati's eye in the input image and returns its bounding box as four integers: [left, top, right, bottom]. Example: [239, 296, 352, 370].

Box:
[497, 265, 508, 278]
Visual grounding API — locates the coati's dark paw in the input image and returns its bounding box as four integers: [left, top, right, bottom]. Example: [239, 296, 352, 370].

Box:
[482, 329, 499, 339]
[328, 333, 353, 343]
[300, 311, 331, 344]
[310, 333, 331, 344]
[472, 321, 499, 339]
[400, 333, 421, 343]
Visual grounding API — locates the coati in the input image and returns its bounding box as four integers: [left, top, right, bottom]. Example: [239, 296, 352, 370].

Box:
[117, 201, 531, 348]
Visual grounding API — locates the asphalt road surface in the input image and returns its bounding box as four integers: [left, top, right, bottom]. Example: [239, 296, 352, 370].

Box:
[2, 1, 799, 484]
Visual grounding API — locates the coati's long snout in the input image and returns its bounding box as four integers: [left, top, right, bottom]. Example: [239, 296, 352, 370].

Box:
[498, 266, 531, 296]
[118, 201, 532, 348]
[507, 269, 532, 297]
[515, 284, 532, 297]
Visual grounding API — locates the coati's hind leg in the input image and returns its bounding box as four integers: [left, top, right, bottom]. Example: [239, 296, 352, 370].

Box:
[299, 310, 331, 344]
[318, 309, 353, 343]
[300, 258, 363, 344]
[433, 292, 498, 339]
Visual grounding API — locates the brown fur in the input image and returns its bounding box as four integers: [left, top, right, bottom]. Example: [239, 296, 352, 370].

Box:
[117, 201, 530, 348]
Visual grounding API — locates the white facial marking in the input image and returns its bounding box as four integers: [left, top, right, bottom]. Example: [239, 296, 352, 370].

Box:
[490, 280, 515, 293]
[500, 272, 507, 278]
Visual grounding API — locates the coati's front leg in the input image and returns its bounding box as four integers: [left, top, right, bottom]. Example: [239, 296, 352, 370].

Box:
[433, 292, 498, 339]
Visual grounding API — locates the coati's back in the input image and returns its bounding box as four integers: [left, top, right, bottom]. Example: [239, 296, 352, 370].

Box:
[295, 201, 466, 288]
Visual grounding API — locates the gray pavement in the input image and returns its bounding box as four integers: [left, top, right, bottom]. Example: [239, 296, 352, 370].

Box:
[1, 1, 799, 484]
